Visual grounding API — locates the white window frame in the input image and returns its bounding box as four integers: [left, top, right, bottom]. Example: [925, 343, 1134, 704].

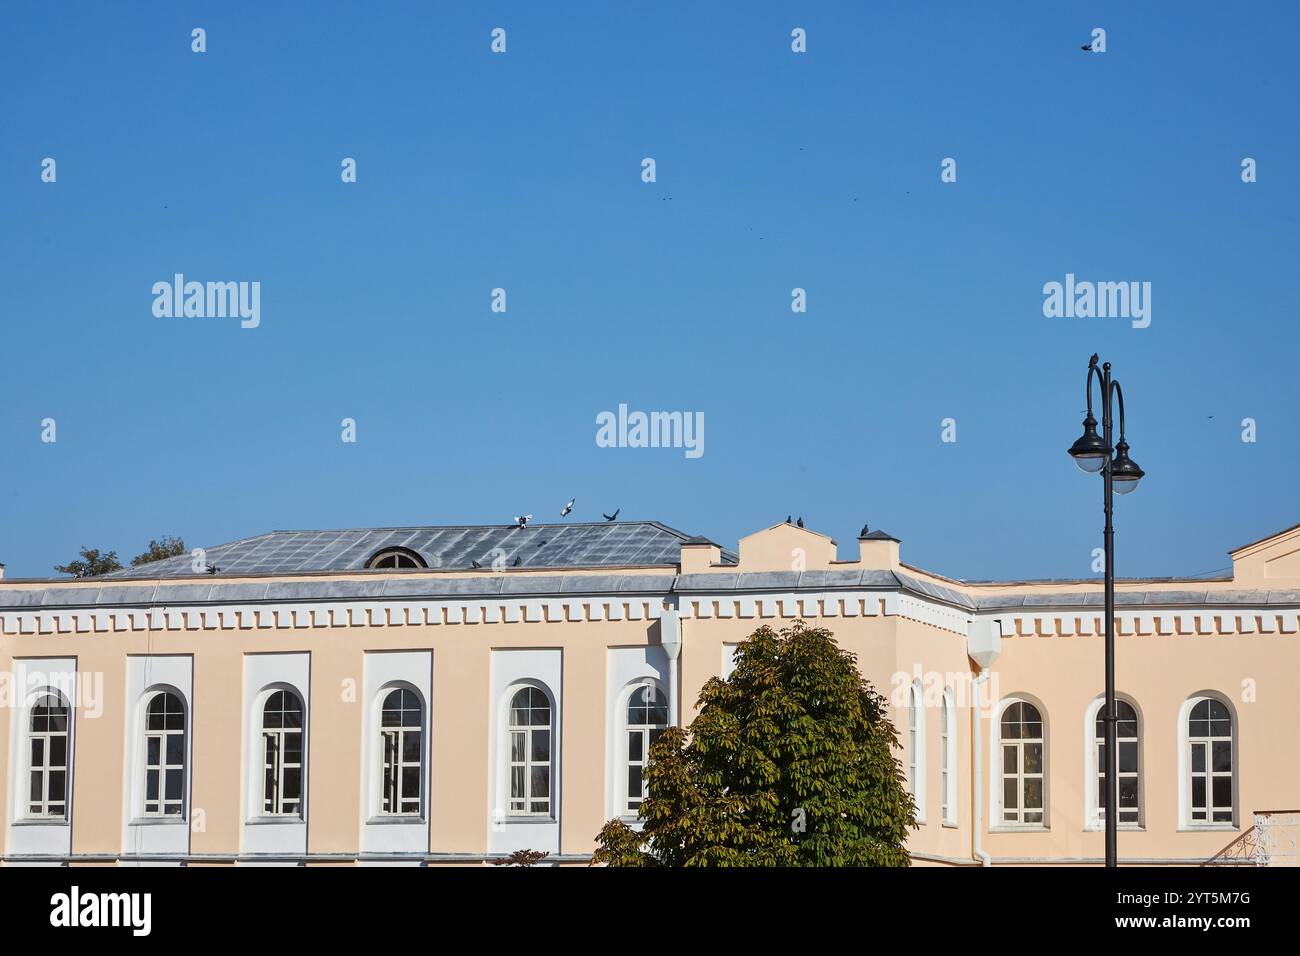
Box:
[1179, 693, 1237, 829]
[26, 691, 71, 820]
[941, 687, 957, 825]
[621, 680, 668, 817]
[1084, 695, 1143, 830]
[994, 697, 1047, 829]
[259, 688, 305, 818]
[506, 684, 554, 817]
[377, 686, 424, 818]
[142, 690, 187, 819]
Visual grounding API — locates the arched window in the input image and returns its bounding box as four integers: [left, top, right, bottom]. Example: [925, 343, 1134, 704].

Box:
[941, 688, 956, 824]
[28, 692, 69, 818]
[624, 683, 668, 814]
[261, 690, 304, 817]
[379, 688, 422, 816]
[144, 692, 186, 817]
[366, 548, 427, 570]
[907, 681, 925, 818]
[508, 686, 552, 816]
[1187, 697, 1234, 824]
[1000, 700, 1044, 826]
[1092, 699, 1140, 826]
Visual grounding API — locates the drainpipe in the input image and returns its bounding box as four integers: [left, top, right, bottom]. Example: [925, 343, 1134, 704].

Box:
[967, 617, 1003, 867]
[972, 668, 992, 867]
[660, 608, 682, 725]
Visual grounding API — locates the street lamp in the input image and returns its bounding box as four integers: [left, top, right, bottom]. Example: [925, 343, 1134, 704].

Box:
[1068, 353, 1144, 869]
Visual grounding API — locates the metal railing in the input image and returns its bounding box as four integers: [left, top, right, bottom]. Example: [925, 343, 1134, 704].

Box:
[1204, 810, 1300, 866]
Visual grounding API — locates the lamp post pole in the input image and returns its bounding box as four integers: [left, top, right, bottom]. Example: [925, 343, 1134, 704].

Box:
[1100, 360, 1118, 870]
[1068, 353, 1144, 870]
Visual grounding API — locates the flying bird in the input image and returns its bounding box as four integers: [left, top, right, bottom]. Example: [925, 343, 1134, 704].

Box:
[560, 498, 575, 517]
[514, 514, 532, 528]
[603, 508, 620, 521]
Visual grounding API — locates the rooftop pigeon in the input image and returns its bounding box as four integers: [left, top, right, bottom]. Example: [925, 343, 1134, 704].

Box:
[471, 559, 481, 569]
[797, 517, 804, 528]
[513, 556, 522, 566]
[786, 515, 792, 524]
[1081, 43, 1093, 52]
[860, 524, 870, 537]
[515, 514, 532, 528]
[603, 508, 620, 521]
[560, 498, 575, 517]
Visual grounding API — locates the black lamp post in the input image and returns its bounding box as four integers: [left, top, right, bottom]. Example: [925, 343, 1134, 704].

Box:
[1068, 353, 1145, 869]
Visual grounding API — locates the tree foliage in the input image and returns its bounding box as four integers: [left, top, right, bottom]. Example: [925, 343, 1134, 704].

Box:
[131, 535, 186, 567]
[54, 546, 123, 578]
[592, 621, 916, 867]
[493, 849, 550, 867]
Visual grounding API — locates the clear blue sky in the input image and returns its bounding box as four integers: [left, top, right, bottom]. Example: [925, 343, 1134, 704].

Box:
[2, 2, 1297, 581]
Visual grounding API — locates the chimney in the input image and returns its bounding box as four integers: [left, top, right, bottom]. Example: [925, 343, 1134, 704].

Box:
[857, 529, 901, 569]
[680, 537, 722, 574]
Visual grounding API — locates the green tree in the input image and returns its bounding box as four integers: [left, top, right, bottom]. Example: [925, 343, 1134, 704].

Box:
[54, 546, 123, 578]
[592, 621, 917, 867]
[130, 535, 186, 567]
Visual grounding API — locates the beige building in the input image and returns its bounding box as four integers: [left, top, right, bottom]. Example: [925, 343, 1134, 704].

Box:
[1, 517, 1297, 866]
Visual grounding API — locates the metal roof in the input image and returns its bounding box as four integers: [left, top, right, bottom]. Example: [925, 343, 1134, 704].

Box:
[104, 521, 737, 578]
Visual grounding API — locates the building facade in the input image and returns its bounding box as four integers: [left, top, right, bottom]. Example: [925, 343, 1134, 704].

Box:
[1, 518, 1298, 866]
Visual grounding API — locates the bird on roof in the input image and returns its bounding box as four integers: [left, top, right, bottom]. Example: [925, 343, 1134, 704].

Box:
[560, 498, 575, 517]
[206, 565, 221, 574]
[471, 559, 481, 569]
[603, 508, 620, 521]
[514, 514, 532, 528]
[860, 524, 870, 537]
[786, 515, 792, 524]
[797, 516, 804, 528]
[1080, 42, 1093, 52]
[513, 556, 522, 566]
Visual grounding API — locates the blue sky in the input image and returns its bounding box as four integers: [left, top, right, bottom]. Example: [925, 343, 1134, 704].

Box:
[1, 1, 1297, 581]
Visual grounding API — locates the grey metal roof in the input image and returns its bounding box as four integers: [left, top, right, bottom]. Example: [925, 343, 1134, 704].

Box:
[1, 573, 1298, 613]
[104, 522, 738, 578]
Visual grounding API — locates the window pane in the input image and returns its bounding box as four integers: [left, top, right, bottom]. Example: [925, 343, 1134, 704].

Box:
[510, 766, 524, 800]
[1212, 777, 1232, 810]
[531, 766, 550, 802]
[1191, 743, 1206, 772]
[29, 771, 41, 802]
[1118, 741, 1137, 773]
[31, 737, 44, 767]
[531, 729, 550, 763]
[628, 732, 643, 763]
[1119, 777, 1138, 808]
[628, 766, 642, 800]
[147, 736, 160, 765]
[283, 767, 301, 802]
[146, 769, 159, 801]
[511, 731, 525, 762]
[165, 769, 183, 801]
[1192, 776, 1206, 808]
[1023, 778, 1043, 811]
[402, 730, 421, 763]
[1002, 745, 1017, 773]
[1003, 778, 1017, 811]
[1212, 741, 1232, 772]
[1024, 743, 1042, 774]
[401, 767, 420, 803]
